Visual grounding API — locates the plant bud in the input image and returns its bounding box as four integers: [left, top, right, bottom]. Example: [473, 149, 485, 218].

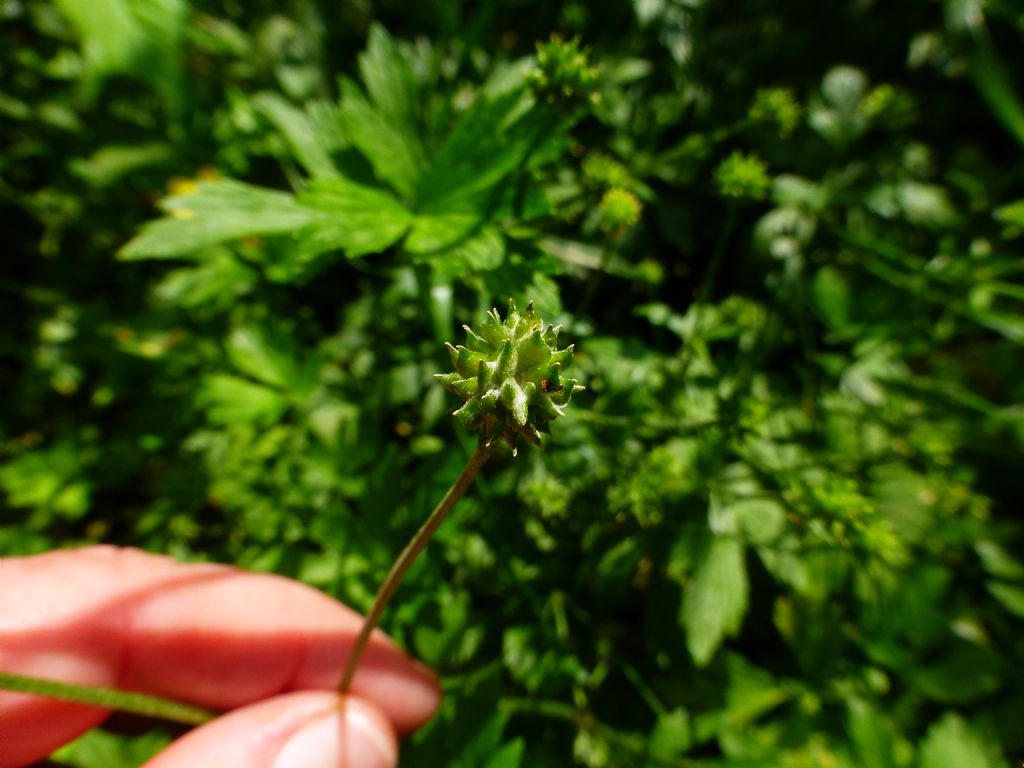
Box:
[435, 300, 584, 448]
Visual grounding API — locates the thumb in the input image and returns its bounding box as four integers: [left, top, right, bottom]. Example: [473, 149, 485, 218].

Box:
[143, 692, 397, 768]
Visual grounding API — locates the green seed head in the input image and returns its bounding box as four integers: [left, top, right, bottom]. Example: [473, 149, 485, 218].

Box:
[598, 187, 642, 235]
[749, 87, 802, 137]
[714, 150, 771, 201]
[582, 153, 630, 189]
[526, 35, 600, 109]
[435, 300, 584, 449]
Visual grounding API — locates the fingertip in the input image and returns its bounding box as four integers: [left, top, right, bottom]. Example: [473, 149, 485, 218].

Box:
[350, 656, 442, 735]
[296, 637, 442, 734]
[142, 692, 397, 768]
[271, 697, 397, 768]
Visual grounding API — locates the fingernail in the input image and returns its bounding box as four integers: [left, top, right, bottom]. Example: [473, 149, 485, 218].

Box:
[271, 703, 397, 768]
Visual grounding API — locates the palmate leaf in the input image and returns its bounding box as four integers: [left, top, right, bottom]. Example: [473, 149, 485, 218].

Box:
[298, 178, 412, 257]
[405, 213, 481, 253]
[253, 92, 342, 180]
[120, 178, 411, 262]
[119, 180, 323, 259]
[119, 28, 570, 270]
[358, 25, 420, 130]
[338, 79, 425, 199]
[336, 32, 567, 221]
[427, 228, 505, 277]
[413, 89, 551, 213]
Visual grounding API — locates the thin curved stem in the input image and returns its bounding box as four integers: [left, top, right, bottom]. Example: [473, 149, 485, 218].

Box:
[0, 671, 215, 725]
[338, 440, 494, 693]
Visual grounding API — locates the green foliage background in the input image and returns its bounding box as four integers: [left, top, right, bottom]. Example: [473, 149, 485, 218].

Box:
[3, 0, 1024, 765]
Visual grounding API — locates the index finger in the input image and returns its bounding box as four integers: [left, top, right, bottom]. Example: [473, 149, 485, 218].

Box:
[0, 547, 440, 767]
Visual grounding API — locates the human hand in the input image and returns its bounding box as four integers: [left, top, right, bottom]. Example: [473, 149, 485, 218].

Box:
[0, 547, 441, 768]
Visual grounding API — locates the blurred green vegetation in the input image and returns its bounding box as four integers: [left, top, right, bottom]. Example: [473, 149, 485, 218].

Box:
[3, 0, 1024, 766]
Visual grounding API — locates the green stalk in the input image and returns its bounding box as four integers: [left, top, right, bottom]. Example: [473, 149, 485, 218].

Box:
[338, 440, 494, 693]
[0, 671, 215, 725]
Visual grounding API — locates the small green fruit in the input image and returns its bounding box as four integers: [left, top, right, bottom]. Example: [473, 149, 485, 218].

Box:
[436, 300, 584, 448]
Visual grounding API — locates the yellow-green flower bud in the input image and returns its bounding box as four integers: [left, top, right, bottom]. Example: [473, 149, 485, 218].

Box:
[749, 87, 802, 136]
[526, 35, 600, 109]
[598, 187, 642, 235]
[714, 151, 771, 200]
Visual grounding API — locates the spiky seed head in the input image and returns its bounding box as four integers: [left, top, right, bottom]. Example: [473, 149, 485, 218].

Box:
[434, 300, 584, 449]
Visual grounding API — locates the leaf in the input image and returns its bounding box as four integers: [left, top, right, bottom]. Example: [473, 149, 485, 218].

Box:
[406, 215, 506, 274]
[119, 181, 322, 259]
[199, 374, 289, 426]
[813, 266, 853, 331]
[50, 728, 172, 768]
[975, 541, 1024, 580]
[338, 79, 425, 199]
[772, 174, 829, 211]
[0, 442, 90, 517]
[70, 143, 173, 188]
[994, 199, 1024, 227]
[253, 92, 341, 179]
[738, 498, 787, 544]
[305, 398, 359, 446]
[987, 581, 1024, 619]
[413, 591, 486, 667]
[226, 325, 297, 389]
[444, 228, 506, 273]
[910, 641, 1001, 704]
[454, 712, 515, 768]
[897, 182, 959, 229]
[54, 0, 186, 104]
[359, 25, 419, 130]
[406, 213, 482, 253]
[918, 714, 998, 768]
[298, 178, 412, 257]
[847, 698, 897, 768]
[968, 24, 1024, 149]
[649, 708, 692, 755]
[152, 252, 255, 309]
[483, 740, 525, 768]
[680, 536, 749, 666]
[723, 654, 796, 725]
[55, 0, 143, 79]
[414, 89, 540, 212]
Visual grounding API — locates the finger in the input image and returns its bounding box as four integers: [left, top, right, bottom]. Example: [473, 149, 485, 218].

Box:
[142, 692, 397, 768]
[119, 559, 440, 730]
[0, 547, 439, 767]
[1, 547, 192, 767]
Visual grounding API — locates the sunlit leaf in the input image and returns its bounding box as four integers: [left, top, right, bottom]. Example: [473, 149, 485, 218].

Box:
[298, 177, 412, 257]
[338, 79, 425, 199]
[119, 181, 322, 259]
[253, 92, 341, 179]
[680, 536, 749, 667]
[199, 374, 289, 425]
[919, 714, 998, 768]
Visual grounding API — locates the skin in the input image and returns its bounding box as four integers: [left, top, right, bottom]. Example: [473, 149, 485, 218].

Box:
[0, 547, 442, 768]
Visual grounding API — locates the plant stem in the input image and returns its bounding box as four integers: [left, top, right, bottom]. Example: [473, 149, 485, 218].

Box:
[338, 440, 494, 693]
[0, 671, 215, 725]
